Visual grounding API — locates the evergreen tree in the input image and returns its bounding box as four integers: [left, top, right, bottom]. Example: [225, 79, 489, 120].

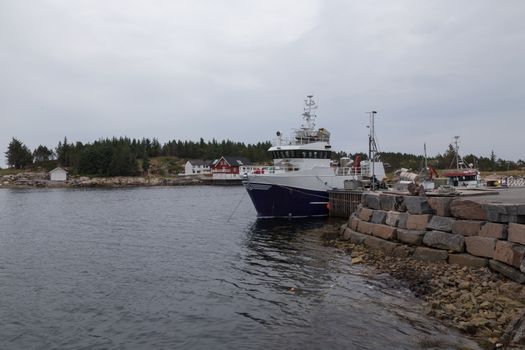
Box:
[142, 152, 150, 174]
[33, 145, 54, 162]
[5, 138, 33, 169]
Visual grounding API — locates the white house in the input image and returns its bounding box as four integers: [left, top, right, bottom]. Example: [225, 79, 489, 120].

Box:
[49, 167, 68, 181]
[184, 160, 212, 175]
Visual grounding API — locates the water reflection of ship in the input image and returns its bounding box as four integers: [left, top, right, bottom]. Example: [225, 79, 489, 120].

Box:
[242, 219, 342, 294]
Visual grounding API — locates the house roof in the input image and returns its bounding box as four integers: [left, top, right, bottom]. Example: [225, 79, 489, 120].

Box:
[49, 167, 68, 174]
[219, 156, 252, 166]
[187, 159, 212, 166]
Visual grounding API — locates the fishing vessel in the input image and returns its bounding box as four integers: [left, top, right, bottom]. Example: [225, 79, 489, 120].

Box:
[243, 95, 385, 218]
[442, 136, 481, 188]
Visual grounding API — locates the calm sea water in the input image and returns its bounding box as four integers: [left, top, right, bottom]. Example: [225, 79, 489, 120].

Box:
[0, 186, 479, 350]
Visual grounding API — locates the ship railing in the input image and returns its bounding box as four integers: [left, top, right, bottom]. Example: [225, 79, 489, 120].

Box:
[242, 165, 373, 176]
[272, 136, 330, 146]
[212, 173, 243, 179]
[335, 166, 371, 177]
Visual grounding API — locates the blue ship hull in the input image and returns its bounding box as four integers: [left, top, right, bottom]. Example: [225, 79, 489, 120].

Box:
[244, 182, 329, 218]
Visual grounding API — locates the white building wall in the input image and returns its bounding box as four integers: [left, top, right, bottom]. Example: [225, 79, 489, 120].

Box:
[184, 161, 193, 175]
[50, 170, 67, 181]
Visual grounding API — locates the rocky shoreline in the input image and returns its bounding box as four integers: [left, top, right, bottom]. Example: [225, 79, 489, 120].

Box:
[0, 172, 204, 188]
[331, 190, 525, 349]
[325, 237, 525, 349]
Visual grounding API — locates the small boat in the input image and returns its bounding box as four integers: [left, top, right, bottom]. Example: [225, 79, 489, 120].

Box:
[442, 136, 481, 188]
[243, 95, 385, 218]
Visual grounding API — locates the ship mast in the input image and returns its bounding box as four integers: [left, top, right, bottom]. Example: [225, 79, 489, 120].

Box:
[367, 111, 379, 186]
[452, 136, 461, 170]
[301, 95, 317, 132]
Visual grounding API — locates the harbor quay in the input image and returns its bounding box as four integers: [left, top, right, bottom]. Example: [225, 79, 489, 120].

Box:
[336, 188, 525, 347]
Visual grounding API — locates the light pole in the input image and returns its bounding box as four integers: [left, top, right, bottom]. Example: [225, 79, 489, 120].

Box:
[367, 111, 378, 190]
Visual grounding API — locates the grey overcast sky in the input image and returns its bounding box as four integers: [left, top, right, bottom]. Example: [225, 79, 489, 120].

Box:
[1, 0, 524, 166]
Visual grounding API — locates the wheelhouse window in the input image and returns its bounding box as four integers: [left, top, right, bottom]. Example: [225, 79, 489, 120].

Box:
[271, 150, 331, 159]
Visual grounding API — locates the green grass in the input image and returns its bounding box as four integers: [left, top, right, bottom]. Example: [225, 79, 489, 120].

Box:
[0, 168, 24, 176]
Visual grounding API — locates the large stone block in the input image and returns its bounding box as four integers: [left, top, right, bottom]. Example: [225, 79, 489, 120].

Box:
[397, 229, 425, 245]
[484, 203, 511, 223]
[371, 210, 387, 224]
[427, 216, 455, 232]
[412, 247, 448, 262]
[406, 214, 432, 230]
[362, 193, 381, 210]
[392, 245, 414, 258]
[350, 215, 360, 231]
[404, 196, 434, 214]
[350, 230, 368, 245]
[451, 220, 483, 236]
[372, 224, 397, 240]
[484, 204, 525, 224]
[398, 212, 409, 229]
[363, 236, 400, 255]
[423, 230, 465, 252]
[448, 254, 488, 268]
[342, 227, 353, 240]
[385, 211, 400, 227]
[427, 196, 454, 217]
[358, 207, 373, 222]
[489, 260, 525, 284]
[379, 193, 404, 211]
[340, 223, 348, 236]
[479, 222, 508, 239]
[450, 199, 487, 221]
[508, 223, 525, 245]
[494, 240, 525, 268]
[465, 236, 497, 258]
[357, 220, 373, 235]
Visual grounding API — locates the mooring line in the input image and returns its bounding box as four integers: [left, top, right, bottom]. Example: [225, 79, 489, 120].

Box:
[227, 190, 248, 223]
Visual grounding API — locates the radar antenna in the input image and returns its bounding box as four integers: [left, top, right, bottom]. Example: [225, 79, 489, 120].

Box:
[301, 95, 317, 130]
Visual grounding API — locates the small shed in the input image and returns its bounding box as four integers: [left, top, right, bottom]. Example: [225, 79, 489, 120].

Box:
[49, 167, 68, 181]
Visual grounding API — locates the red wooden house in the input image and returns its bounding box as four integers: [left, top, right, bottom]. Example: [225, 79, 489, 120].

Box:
[211, 156, 252, 175]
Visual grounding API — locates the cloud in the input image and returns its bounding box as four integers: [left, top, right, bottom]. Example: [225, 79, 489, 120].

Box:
[1, 0, 524, 166]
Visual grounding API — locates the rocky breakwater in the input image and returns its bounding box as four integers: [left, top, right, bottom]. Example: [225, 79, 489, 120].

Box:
[339, 192, 525, 348]
[1, 172, 50, 187]
[0, 172, 203, 188]
[69, 176, 202, 187]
